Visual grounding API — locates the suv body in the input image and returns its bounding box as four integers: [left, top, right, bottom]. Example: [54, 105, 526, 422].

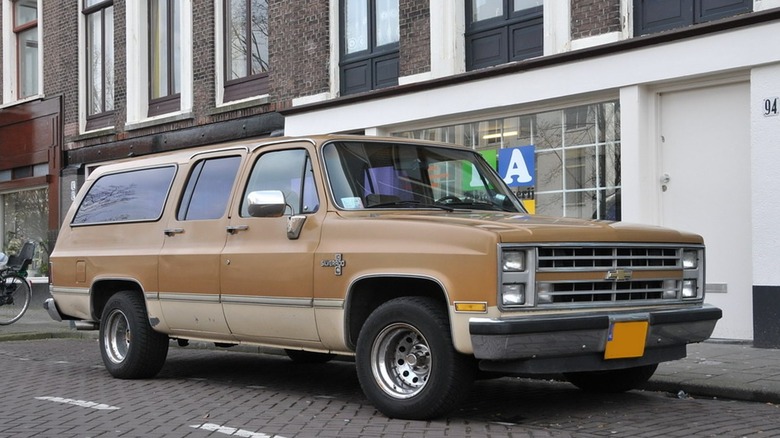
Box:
[46, 135, 721, 419]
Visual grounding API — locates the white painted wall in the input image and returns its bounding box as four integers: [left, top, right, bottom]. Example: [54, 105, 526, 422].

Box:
[751, 63, 780, 287]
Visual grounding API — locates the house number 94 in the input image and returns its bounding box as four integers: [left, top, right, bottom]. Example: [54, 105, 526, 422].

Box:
[765, 97, 779, 117]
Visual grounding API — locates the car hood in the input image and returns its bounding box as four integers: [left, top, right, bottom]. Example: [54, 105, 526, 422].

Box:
[337, 210, 703, 244]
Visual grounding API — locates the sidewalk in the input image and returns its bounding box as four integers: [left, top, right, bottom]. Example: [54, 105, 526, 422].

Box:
[4, 307, 780, 405]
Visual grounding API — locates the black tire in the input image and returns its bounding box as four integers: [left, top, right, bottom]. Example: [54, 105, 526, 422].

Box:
[0, 274, 31, 325]
[355, 297, 474, 420]
[284, 349, 336, 363]
[99, 291, 169, 379]
[564, 364, 659, 393]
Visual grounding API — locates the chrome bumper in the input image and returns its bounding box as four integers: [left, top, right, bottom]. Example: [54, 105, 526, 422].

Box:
[470, 305, 722, 374]
[43, 298, 64, 322]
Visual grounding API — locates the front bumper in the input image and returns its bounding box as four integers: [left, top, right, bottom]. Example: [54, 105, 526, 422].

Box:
[470, 304, 721, 374]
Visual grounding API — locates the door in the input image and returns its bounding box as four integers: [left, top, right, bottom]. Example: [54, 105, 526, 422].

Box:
[220, 145, 323, 343]
[659, 81, 751, 339]
[158, 152, 245, 338]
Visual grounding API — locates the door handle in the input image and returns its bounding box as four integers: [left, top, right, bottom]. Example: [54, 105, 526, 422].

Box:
[226, 225, 249, 234]
[164, 228, 184, 236]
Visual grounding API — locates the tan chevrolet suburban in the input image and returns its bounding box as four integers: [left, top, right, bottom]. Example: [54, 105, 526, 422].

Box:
[45, 135, 721, 419]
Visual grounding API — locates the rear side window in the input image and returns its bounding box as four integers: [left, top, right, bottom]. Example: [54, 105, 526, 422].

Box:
[72, 166, 176, 225]
[177, 156, 241, 221]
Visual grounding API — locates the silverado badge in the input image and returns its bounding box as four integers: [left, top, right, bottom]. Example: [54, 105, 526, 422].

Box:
[321, 254, 346, 276]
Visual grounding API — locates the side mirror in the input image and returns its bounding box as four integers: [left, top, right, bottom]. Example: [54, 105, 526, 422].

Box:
[247, 190, 287, 218]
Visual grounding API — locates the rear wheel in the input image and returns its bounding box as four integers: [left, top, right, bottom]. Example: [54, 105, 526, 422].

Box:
[356, 297, 473, 420]
[99, 291, 169, 379]
[564, 364, 658, 393]
[0, 274, 31, 325]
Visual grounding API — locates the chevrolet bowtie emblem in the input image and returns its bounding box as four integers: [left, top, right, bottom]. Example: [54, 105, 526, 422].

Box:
[321, 254, 346, 276]
[605, 269, 633, 281]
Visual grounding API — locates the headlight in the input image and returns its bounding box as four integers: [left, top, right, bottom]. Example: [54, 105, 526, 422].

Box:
[502, 284, 525, 305]
[502, 251, 526, 272]
[682, 280, 698, 298]
[682, 250, 698, 269]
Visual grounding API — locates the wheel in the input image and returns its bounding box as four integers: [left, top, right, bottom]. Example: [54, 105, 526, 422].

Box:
[435, 195, 462, 204]
[284, 349, 336, 363]
[99, 291, 169, 379]
[0, 274, 32, 325]
[564, 364, 659, 393]
[355, 297, 474, 420]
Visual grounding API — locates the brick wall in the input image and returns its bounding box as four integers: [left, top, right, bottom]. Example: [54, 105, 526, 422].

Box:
[269, 0, 330, 105]
[571, 0, 621, 40]
[400, 0, 430, 77]
[42, 2, 79, 138]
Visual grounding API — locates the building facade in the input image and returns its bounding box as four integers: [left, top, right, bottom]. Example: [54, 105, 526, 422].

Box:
[1, 0, 779, 345]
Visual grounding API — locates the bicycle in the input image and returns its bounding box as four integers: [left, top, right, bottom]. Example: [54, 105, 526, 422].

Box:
[0, 242, 35, 325]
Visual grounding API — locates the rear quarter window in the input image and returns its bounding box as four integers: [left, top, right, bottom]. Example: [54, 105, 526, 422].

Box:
[72, 166, 176, 225]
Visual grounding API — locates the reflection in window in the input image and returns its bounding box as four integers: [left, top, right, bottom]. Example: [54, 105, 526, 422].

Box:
[14, 0, 38, 99]
[340, 0, 399, 95]
[224, 0, 269, 101]
[84, 0, 115, 130]
[73, 166, 176, 224]
[149, 0, 181, 115]
[394, 101, 622, 220]
[178, 156, 241, 221]
[1, 188, 48, 277]
[242, 150, 319, 217]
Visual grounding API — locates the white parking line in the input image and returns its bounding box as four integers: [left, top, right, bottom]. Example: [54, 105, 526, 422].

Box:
[35, 396, 120, 411]
[189, 423, 286, 438]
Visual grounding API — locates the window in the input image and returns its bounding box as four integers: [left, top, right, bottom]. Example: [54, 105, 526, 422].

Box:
[241, 150, 319, 217]
[465, 0, 543, 71]
[148, 0, 181, 116]
[73, 166, 176, 224]
[634, 0, 752, 36]
[83, 0, 115, 130]
[1, 188, 48, 277]
[13, 0, 38, 99]
[394, 101, 621, 220]
[340, 0, 399, 95]
[223, 0, 269, 102]
[178, 156, 241, 221]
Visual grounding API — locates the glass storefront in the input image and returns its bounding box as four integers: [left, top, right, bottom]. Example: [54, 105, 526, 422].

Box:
[1, 188, 49, 277]
[394, 101, 621, 220]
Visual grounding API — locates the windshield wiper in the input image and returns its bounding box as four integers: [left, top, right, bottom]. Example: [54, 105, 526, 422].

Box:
[441, 201, 515, 212]
[365, 200, 454, 212]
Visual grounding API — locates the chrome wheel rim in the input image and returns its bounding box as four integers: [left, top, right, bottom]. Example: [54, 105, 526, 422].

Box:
[370, 323, 432, 399]
[103, 309, 130, 364]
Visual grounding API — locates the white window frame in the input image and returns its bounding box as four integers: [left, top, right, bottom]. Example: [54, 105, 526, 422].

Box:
[1, 0, 43, 106]
[125, 0, 193, 128]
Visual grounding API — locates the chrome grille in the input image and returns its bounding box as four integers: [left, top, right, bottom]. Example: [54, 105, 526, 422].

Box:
[536, 245, 683, 307]
[538, 247, 680, 271]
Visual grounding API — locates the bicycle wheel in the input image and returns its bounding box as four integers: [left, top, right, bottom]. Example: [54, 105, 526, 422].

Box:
[0, 274, 32, 325]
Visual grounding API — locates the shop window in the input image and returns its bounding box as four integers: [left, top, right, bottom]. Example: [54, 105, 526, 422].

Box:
[465, 0, 543, 71]
[393, 101, 622, 220]
[340, 0, 399, 95]
[223, 0, 269, 102]
[1, 188, 49, 277]
[83, 0, 115, 131]
[634, 0, 752, 36]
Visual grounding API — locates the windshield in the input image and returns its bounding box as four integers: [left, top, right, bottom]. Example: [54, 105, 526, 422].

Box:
[322, 141, 526, 213]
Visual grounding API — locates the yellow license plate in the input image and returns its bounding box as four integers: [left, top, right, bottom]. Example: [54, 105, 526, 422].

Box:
[604, 321, 649, 360]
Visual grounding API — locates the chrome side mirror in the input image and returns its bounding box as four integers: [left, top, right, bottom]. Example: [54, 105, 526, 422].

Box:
[247, 190, 286, 218]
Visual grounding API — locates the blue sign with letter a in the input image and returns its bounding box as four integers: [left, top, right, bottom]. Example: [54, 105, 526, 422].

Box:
[498, 145, 535, 187]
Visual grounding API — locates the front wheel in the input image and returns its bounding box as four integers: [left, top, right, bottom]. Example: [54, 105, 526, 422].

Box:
[0, 274, 32, 325]
[355, 297, 474, 420]
[564, 364, 659, 393]
[99, 291, 169, 379]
